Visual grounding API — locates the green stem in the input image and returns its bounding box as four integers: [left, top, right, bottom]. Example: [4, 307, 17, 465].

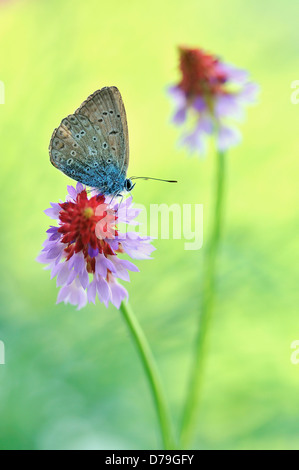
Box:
[119, 301, 176, 449]
[180, 149, 226, 447]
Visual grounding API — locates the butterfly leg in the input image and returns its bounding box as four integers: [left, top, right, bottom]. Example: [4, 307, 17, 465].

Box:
[117, 193, 124, 208]
[108, 192, 125, 211]
[108, 192, 121, 207]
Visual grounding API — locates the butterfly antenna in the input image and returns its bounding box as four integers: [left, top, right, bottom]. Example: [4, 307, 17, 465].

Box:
[130, 176, 178, 183]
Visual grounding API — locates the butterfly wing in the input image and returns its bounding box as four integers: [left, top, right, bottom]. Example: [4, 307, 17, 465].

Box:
[49, 114, 104, 188]
[49, 87, 129, 194]
[76, 86, 129, 175]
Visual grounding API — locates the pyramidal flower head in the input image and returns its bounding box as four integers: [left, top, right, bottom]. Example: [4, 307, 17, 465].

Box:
[168, 46, 259, 155]
[37, 183, 154, 310]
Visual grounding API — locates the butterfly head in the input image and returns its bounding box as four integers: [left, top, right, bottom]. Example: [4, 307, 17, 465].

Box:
[124, 178, 135, 192]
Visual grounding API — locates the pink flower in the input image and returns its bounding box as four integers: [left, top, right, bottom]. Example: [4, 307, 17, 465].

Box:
[37, 183, 155, 309]
[168, 46, 259, 155]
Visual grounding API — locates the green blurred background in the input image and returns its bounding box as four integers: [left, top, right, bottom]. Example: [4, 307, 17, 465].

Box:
[0, 0, 298, 450]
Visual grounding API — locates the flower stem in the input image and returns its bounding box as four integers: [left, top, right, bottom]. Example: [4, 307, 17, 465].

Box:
[119, 301, 176, 449]
[180, 149, 226, 447]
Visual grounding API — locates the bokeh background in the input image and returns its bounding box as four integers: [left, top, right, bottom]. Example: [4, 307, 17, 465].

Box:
[0, 0, 298, 450]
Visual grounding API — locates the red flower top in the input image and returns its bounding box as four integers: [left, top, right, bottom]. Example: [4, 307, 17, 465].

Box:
[178, 46, 228, 99]
[58, 190, 117, 271]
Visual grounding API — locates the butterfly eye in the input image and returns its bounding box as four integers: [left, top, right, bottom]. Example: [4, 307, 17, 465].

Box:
[109, 110, 114, 114]
[94, 162, 99, 168]
[102, 142, 108, 149]
[75, 134, 80, 139]
[80, 130, 86, 136]
[71, 150, 76, 156]
[124, 179, 134, 191]
[106, 158, 112, 164]
[93, 136, 97, 142]
[71, 169, 76, 176]
[102, 111, 108, 116]
[73, 142, 78, 148]
[67, 158, 73, 165]
[117, 114, 120, 118]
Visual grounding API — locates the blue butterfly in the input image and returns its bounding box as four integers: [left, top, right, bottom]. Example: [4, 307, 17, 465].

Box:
[49, 86, 134, 195]
[50, 86, 176, 195]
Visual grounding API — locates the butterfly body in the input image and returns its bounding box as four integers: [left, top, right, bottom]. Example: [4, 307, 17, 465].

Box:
[49, 87, 131, 195]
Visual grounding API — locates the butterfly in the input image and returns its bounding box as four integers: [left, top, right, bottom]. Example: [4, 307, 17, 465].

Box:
[49, 86, 134, 195]
[49, 86, 177, 195]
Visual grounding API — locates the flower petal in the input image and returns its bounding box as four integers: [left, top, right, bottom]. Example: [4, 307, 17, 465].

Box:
[109, 280, 128, 309]
[87, 279, 97, 304]
[96, 277, 111, 304]
[44, 203, 61, 219]
[217, 125, 242, 151]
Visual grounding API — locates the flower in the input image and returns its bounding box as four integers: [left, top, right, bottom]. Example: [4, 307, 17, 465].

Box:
[168, 46, 259, 154]
[37, 183, 155, 309]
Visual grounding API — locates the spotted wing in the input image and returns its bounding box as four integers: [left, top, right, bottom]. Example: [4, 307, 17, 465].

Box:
[75, 86, 129, 175]
[49, 113, 112, 189]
